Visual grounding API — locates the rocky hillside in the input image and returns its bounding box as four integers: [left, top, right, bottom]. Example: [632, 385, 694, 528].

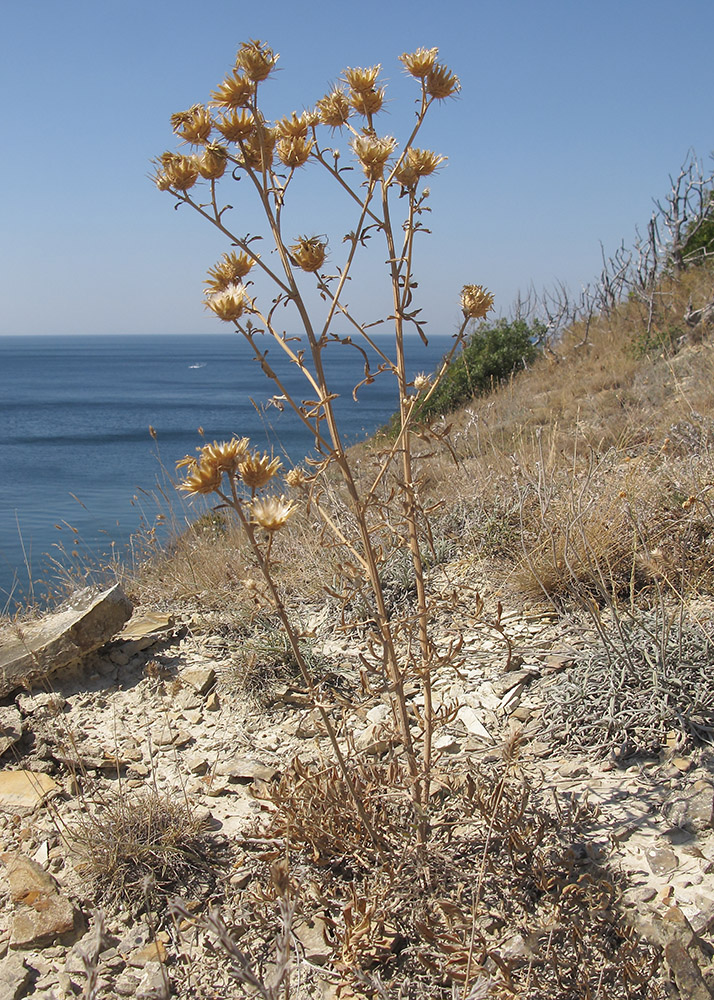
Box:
[1, 261, 714, 998]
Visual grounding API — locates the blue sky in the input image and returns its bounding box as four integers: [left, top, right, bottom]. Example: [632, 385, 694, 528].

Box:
[2, 0, 712, 337]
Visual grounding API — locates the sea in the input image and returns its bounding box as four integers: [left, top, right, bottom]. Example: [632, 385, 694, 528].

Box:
[0, 332, 455, 612]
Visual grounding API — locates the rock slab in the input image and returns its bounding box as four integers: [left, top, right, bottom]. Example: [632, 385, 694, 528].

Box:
[0, 584, 133, 696]
[2, 853, 76, 948]
[0, 953, 33, 1000]
[0, 771, 58, 816]
[0, 706, 23, 758]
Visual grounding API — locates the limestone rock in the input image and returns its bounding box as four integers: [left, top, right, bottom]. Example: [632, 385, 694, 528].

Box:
[646, 846, 678, 876]
[664, 940, 712, 999]
[0, 585, 132, 696]
[136, 963, 170, 1000]
[0, 706, 23, 758]
[664, 781, 714, 834]
[117, 612, 174, 650]
[456, 705, 492, 741]
[3, 853, 76, 948]
[180, 666, 216, 695]
[0, 771, 58, 816]
[127, 940, 168, 968]
[490, 668, 539, 699]
[293, 914, 332, 965]
[215, 757, 277, 782]
[354, 723, 392, 755]
[0, 953, 33, 1000]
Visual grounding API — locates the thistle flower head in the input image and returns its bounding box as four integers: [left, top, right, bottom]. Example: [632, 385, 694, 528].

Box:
[285, 466, 311, 489]
[240, 124, 276, 170]
[277, 136, 313, 168]
[290, 236, 327, 272]
[205, 252, 256, 293]
[349, 86, 386, 117]
[215, 109, 255, 143]
[407, 148, 445, 177]
[316, 88, 351, 128]
[351, 135, 397, 181]
[171, 104, 213, 145]
[343, 65, 381, 94]
[178, 458, 223, 496]
[239, 451, 282, 489]
[206, 283, 248, 322]
[276, 111, 313, 138]
[156, 153, 200, 191]
[250, 495, 297, 532]
[153, 167, 173, 192]
[461, 284, 495, 320]
[399, 47, 439, 78]
[425, 64, 461, 100]
[235, 40, 279, 83]
[201, 437, 250, 473]
[413, 372, 432, 392]
[211, 70, 255, 109]
[196, 143, 228, 180]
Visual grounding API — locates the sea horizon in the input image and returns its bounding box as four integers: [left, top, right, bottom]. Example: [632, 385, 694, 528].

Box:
[0, 331, 456, 612]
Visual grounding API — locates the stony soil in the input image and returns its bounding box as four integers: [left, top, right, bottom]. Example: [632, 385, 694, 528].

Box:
[1, 579, 713, 999]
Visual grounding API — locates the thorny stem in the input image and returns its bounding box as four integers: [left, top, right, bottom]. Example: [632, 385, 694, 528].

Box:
[164, 56, 474, 845]
[381, 179, 432, 819]
[222, 483, 385, 853]
[243, 157, 424, 804]
[175, 188, 290, 294]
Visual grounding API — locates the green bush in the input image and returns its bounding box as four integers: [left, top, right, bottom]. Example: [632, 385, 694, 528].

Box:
[630, 324, 683, 359]
[415, 317, 544, 422]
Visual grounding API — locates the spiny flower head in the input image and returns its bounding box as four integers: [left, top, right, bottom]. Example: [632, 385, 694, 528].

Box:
[394, 148, 445, 188]
[155, 153, 199, 191]
[426, 64, 461, 100]
[349, 86, 386, 117]
[196, 143, 228, 180]
[201, 437, 250, 473]
[215, 109, 255, 142]
[413, 372, 432, 392]
[276, 111, 315, 138]
[250, 495, 297, 532]
[240, 124, 276, 170]
[285, 466, 312, 489]
[461, 284, 495, 320]
[406, 148, 445, 177]
[351, 135, 397, 181]
[171, 104, 213, 145]
[235, 40, 278, 83]
[205, 252, 256, 293]
[316, 88, 351, 128]
[277, 136, 313, 168]
[239, 451, 282, 489]
[399, 47, 439, 78]
[206, 283, 248, 322]
[177, 458, 223, 496]
[290, 236, 327, 272]
[343, 65, 381, 94]
[211, 70, 255, 109]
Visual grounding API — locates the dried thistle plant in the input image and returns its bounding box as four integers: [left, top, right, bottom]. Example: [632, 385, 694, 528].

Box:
[155, 43, 494, 846]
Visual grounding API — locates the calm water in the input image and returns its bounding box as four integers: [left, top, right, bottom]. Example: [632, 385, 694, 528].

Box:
[0, 333, 454, 610]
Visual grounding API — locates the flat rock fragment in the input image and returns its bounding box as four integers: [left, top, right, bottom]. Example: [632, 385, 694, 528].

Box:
[0, 771, 58, 816]
[0, 584, 132, 696]
[0, 706, 23, 758]
[2, 853, 76, 948]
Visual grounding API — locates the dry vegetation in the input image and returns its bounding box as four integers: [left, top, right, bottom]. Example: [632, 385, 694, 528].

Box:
[84, 261, 714, 997]
[5, 36, 713, 997]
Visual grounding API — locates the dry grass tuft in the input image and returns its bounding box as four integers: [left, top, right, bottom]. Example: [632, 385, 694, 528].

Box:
[69, 786, 221, 908]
